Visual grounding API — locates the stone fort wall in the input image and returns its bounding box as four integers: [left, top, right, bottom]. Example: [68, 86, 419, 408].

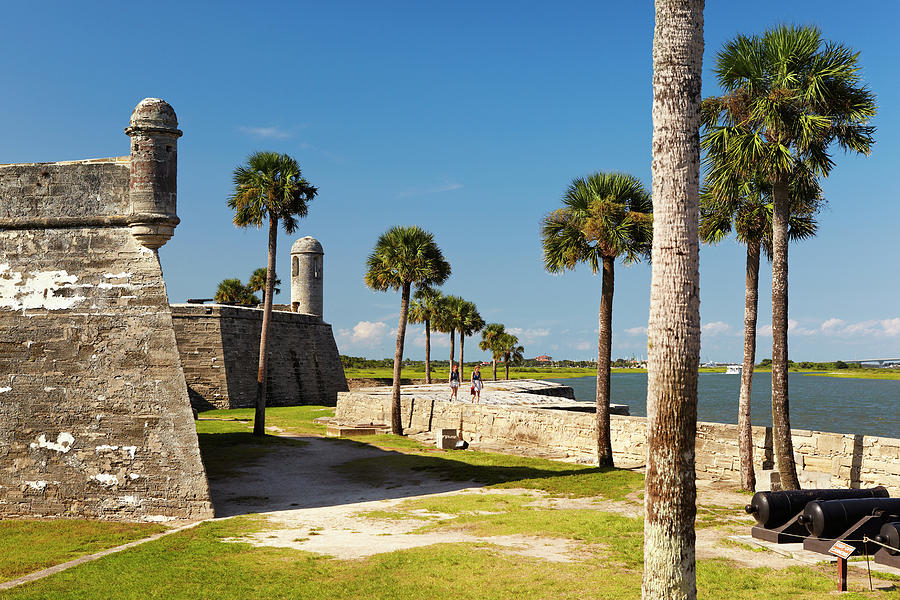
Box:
[171, 304, 348, 411]
[0, 100, 213, 522]
[336, 391, 900, 495]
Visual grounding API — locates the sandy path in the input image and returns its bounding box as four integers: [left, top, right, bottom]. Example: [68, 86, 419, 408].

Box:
[207, 433, 900, 588]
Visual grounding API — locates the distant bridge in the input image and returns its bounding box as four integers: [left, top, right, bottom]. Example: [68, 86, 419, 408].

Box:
[841, 358, 900, 367]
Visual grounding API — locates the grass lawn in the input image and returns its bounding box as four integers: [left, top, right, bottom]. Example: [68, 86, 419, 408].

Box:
[0, 520, 165, 584]
[1, 406, 894, 599]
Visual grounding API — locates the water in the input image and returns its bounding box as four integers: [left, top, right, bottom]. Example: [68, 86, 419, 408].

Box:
[547, 372, 900, 439]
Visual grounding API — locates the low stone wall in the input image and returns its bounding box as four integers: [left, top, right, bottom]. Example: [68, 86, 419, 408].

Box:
[172, 304, 348, 410]
[336, 390, 900, 494]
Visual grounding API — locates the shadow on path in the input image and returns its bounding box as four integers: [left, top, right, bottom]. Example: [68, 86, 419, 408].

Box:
[204, 435, 480, 517]
[201, 433, 611, 518]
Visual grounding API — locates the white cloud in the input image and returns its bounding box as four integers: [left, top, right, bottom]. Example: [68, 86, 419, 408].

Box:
[396, 181, 464, 199]
[624, 326, 648, 336]
[237, 126, 293, 139]
[575, 341, 592, 351]
[701, 321, 732, 336]
[507, 327, 550, 345]
[757, 317, 900, 340]
[338, 321, 391, 347]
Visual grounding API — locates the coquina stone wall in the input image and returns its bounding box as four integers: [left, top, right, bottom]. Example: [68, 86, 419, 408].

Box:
[0, 99, 213, 522]
[336, 391, 900, 495]
[171, 304, 348, 410]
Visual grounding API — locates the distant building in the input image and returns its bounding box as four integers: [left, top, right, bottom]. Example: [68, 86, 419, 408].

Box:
[534, 355, 552, 363]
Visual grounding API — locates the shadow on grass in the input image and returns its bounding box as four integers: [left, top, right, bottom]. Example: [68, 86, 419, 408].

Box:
[198, 427, 643, 518]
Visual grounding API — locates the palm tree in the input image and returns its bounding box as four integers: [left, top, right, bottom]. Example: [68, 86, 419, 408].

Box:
[642, 1, 704, 599]
[498, 333, 523, 380]
[703, 25, 876, 490]
[439, 294, 465, 376]
[365, 226, 451, 434]
[542, 172, 652, 468]
[228, 151, 317, 437]
[408, 285, 443, 383]
[248, 267, 281, 305]
[455, 300, 484, 383]
[214, 278, 259, 305]
[479, 323, 506, 381]
[698, 172, 820, 492]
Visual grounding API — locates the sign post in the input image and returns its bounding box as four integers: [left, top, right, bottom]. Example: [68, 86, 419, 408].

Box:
[829, 541, 855, 592]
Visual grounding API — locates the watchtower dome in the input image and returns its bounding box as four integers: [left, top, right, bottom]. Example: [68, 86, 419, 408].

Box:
[291, 236, 324, 318]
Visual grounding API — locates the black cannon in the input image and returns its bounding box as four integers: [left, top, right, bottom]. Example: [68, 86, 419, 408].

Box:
[800, 498, 900, 555]
[874, 521, 900, 568]
[746, 487, 889, 544]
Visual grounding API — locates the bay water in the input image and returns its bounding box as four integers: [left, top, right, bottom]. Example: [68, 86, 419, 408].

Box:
[547, 372, 900, 439]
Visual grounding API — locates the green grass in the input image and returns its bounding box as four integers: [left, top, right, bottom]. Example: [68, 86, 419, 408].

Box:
[335, 443, 645, 501]
[0, 520, 165, 583]
[0, 517, 886, 599]
[197, 405, 335, 436]
[804, 369, 900, 380]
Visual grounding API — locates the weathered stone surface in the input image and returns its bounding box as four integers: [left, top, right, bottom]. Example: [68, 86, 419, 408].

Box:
[171, 304, 348, 410]
[0, 99, 212, 522]
[0, 229, 212, 521]
[336, 390, 900, 495]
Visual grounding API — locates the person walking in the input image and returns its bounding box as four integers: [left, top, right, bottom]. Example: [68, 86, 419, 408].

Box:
[448, 363, 460, 401]
[470, 365, 484, 403]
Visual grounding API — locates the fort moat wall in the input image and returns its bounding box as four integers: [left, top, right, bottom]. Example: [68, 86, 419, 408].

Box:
[336, 388, 900, 495]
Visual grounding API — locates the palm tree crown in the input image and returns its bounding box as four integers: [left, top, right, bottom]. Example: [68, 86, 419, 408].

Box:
[542, 172, 652, 274]
[365, 226, 451, 292]
[702, 24, 876, 191]
[228, 152, 318, 234]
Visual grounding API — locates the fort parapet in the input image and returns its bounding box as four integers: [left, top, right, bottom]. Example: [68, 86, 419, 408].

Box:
[171, 303, 347, 411]
[0, 99, 212, 522]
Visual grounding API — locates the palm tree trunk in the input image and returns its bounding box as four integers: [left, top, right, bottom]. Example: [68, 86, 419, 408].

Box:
[391, 282, 412, 435]
[253, 215, 278, 437]
[596, 255, 615, 468]
[771, 178, 800, 490]
[504, 359, 509, 380]
[424, 318, 432, 384]
[449, 330, 456, 373]
[492, 358, 497, 381]
[738, 239, 760, 491]
[459, 334, 465, 382]
[643, 1, 703, 598]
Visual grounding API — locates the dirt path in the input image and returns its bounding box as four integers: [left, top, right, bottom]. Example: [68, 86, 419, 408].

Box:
[208, 434, 869, 574]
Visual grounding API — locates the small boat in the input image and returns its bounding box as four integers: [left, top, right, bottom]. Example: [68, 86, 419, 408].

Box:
[725, 364, 742, 375]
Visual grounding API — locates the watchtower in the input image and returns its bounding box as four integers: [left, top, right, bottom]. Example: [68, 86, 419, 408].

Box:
[124, 98, 182, 249]
[291, 236, 324, 318]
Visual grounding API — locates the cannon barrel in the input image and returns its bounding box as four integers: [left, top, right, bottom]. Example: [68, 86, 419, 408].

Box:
[745, 487, 888, 529]
[800, 498, 900, 538]
[875, 522, 900, 556]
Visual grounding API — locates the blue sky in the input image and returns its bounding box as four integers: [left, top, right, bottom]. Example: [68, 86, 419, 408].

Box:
[3, 1, 898, 362]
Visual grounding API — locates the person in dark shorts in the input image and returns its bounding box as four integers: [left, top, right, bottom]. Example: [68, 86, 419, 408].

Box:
[448, 363, 460, 401]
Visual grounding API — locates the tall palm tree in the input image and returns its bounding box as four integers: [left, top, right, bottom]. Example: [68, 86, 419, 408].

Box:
[542, 172, 652, 468]
[454, 300, 484, 382]
[439, 294, 465, 376]
[247, 267, 281, 305]
[408, 285, 443, 383]
[698, 172, 820, 492]
[365, 226, 451, 434]
[498, 333, 524, 380]
[214, 278, 259, 305]
[642, 1, 704, 599]
[479, 323, 506, 381]
[703, 25, 876, 490]
[228, 151, 317, 436]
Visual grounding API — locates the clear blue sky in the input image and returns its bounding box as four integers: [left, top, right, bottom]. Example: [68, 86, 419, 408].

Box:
[3, 1, 898, 363]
